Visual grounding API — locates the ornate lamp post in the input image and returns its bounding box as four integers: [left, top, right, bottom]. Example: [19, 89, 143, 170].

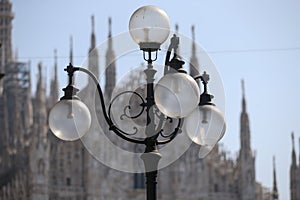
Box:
[48, 5, 226, 200]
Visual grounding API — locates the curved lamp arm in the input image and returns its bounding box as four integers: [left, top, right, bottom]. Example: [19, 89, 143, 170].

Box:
[71, 65, 182, 145]
[157, 118, 183, 145]
[66, 65, 145, 144]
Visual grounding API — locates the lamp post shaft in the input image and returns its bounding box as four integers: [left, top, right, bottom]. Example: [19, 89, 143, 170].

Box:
[141, 53, 161, 200]
[142, 158, 161, 200]
[145, 60, 157, 139]
[145, 170, 158, 200]
[141, 151, 161, 200]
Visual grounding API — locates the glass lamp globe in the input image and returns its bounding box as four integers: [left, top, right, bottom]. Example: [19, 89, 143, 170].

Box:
[184, 104, 226, 146]
[198, 145, 214, 159]
[49, 99, 91, 141]
[154, 73, 200, 118]
[129, 5, 170, 49]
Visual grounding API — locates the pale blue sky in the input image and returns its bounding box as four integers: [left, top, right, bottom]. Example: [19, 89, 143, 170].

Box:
[12, 0, 300, 199]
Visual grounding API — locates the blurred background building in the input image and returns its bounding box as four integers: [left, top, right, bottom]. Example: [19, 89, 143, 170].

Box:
[0, 0, 288, 199]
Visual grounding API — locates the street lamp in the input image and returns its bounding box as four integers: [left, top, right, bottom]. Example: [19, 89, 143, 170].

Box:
[49, 5, 226, 200]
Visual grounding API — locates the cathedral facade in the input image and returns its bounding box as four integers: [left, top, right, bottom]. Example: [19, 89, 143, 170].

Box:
[0, 0, 276, 199]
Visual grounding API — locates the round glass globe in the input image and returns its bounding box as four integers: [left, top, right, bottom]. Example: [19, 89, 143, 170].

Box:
[184, 104, 226, 146]
[49, 99, 91, 141]
[154, 73, 200, 118]
[198, 145, 214, 159]
[129, 5, 170, 46]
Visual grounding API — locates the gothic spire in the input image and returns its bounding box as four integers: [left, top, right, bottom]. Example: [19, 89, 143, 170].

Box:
[291, 132, 297, 167]
[49, 49, 59, 106]
[242, 79, 246, 112]
[0, 0, 13, 65]
[28, 61, 32, 98]
[105, 17, 116, 100]
[299, 137, 300, 164]
[290, 132, 299, 200]
[108, 17, 112, 38]
[240, 80, 251, 152]
[54, 49, 57, 80]
[90, 15, 96, 50]
[191, 25, 196, 52]
[53, 49, 57, 80]
[87, 15, 99, 81]
[36, 63, 42, 97]
[107, 17, 113, 50]
[174, 24, 181, 58]
[70, 36, 73, 64]
[189, 25, 200, 85]
[238, 79, 256, 200]
[24, 61, 33, 133]
[107, 17, 113, 54]
[272, 156, 279, 200]
[34, 63, 47, 143]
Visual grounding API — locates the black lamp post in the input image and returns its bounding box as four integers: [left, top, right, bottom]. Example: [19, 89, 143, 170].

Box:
[49, 5, 226, 200]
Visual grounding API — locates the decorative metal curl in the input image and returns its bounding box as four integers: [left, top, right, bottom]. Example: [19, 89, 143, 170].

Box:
[77, 66, 144, 144]
[158, 118, 183, 144]
[159, 119, 182, 138]
[120, 105, 131, 120]
[108, 90, 146, 136]
[149, 105, 183, 140]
